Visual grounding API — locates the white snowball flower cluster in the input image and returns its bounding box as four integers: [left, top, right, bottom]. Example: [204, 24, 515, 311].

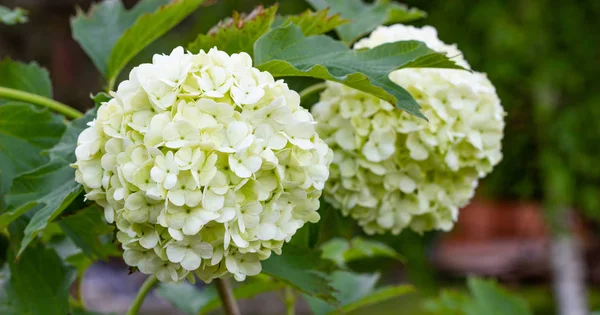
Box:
[312, 25, 505, 235]
[73, 47, 332, 282]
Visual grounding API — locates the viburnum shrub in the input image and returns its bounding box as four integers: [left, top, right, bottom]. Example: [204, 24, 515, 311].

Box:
[0, 1, 515, 315]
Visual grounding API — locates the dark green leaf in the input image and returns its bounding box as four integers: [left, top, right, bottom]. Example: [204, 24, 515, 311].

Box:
[306, 0, 425, 44]
[2, 110, 96, 256]
[0, 103, 65, 204]
[57, 205, 117, 260]
[46, 108, 96, 161]
[280, 8, 348, 36]
[262, 245, 338, 305]
[188, 5, 277, 57]
[107, 0, 205, 83]
[0, 6, 28, 25]
[6, 244, 76, 315]
[5, 160, 83, 256]
[254, 24, 462, 118]
[71, 0, 170, 76]
[0, 59, 52, 97]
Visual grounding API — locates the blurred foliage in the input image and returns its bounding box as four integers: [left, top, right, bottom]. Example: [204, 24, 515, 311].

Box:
[402, 0, 600, 216]
[425, 277, 532, 315]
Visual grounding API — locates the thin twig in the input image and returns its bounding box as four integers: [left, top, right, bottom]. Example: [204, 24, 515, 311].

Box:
[215, 278, 241, 315]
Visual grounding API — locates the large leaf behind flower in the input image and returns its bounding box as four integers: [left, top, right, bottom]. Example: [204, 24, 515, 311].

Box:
[1, 110, 96, 256]
[107, 0, 205, 83]
[188, 5, 278, 56]
[71, 0, 170, 76]
[254, 23, 463, 118]
[72, 0, 204, 84]
[188, 5, 346, 56]
[306, 0, 426, 44]
[279, 8, 348, 36]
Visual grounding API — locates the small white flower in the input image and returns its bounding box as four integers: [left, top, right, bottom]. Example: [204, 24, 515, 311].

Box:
[166, 235, 213, 271]
[151, 151, 179, 189]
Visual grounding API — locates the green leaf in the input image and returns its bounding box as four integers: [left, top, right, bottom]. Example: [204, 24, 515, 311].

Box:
[0, 59, 52, 97]
[305, 271, 379, 315]
[71, 0, 170, 76]
[1, 110, 96, 256]
[6, 160, 83, 256]
[262, 245, 338, 305]
[158, 276, 283, 315]
[305, 270, 415, 315]
[107, 0, 205, 83]
[465, 278, 532, 315]
[338, 284, 414, 314]
[425, 277, 533, 315]
[280, 8, 348, 37]
[0, 6, 28, 25]
[46, 108, 97, 161]
[57, 205, 117, 260]
[254, 23, 462, 118]
[188, 5, 278, 57]
[0, 103, 65, 204]
[321, 237, 404, 267]
[5, 244, 76, 315]
[306, 0, 425, 44]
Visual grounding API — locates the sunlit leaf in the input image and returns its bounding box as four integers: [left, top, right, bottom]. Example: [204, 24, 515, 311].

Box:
[188, 5, 277, 56]
[280, 8, 348, 36]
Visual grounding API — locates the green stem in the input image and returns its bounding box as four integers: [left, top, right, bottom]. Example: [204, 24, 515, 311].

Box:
[299, 82, 327, 103]
[215, 278, 241, 315]
[284, 286, 296, 315]
[126, 275, 158, 315]
[0, 86, 83, 119]
[106, 77, 116, 94]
